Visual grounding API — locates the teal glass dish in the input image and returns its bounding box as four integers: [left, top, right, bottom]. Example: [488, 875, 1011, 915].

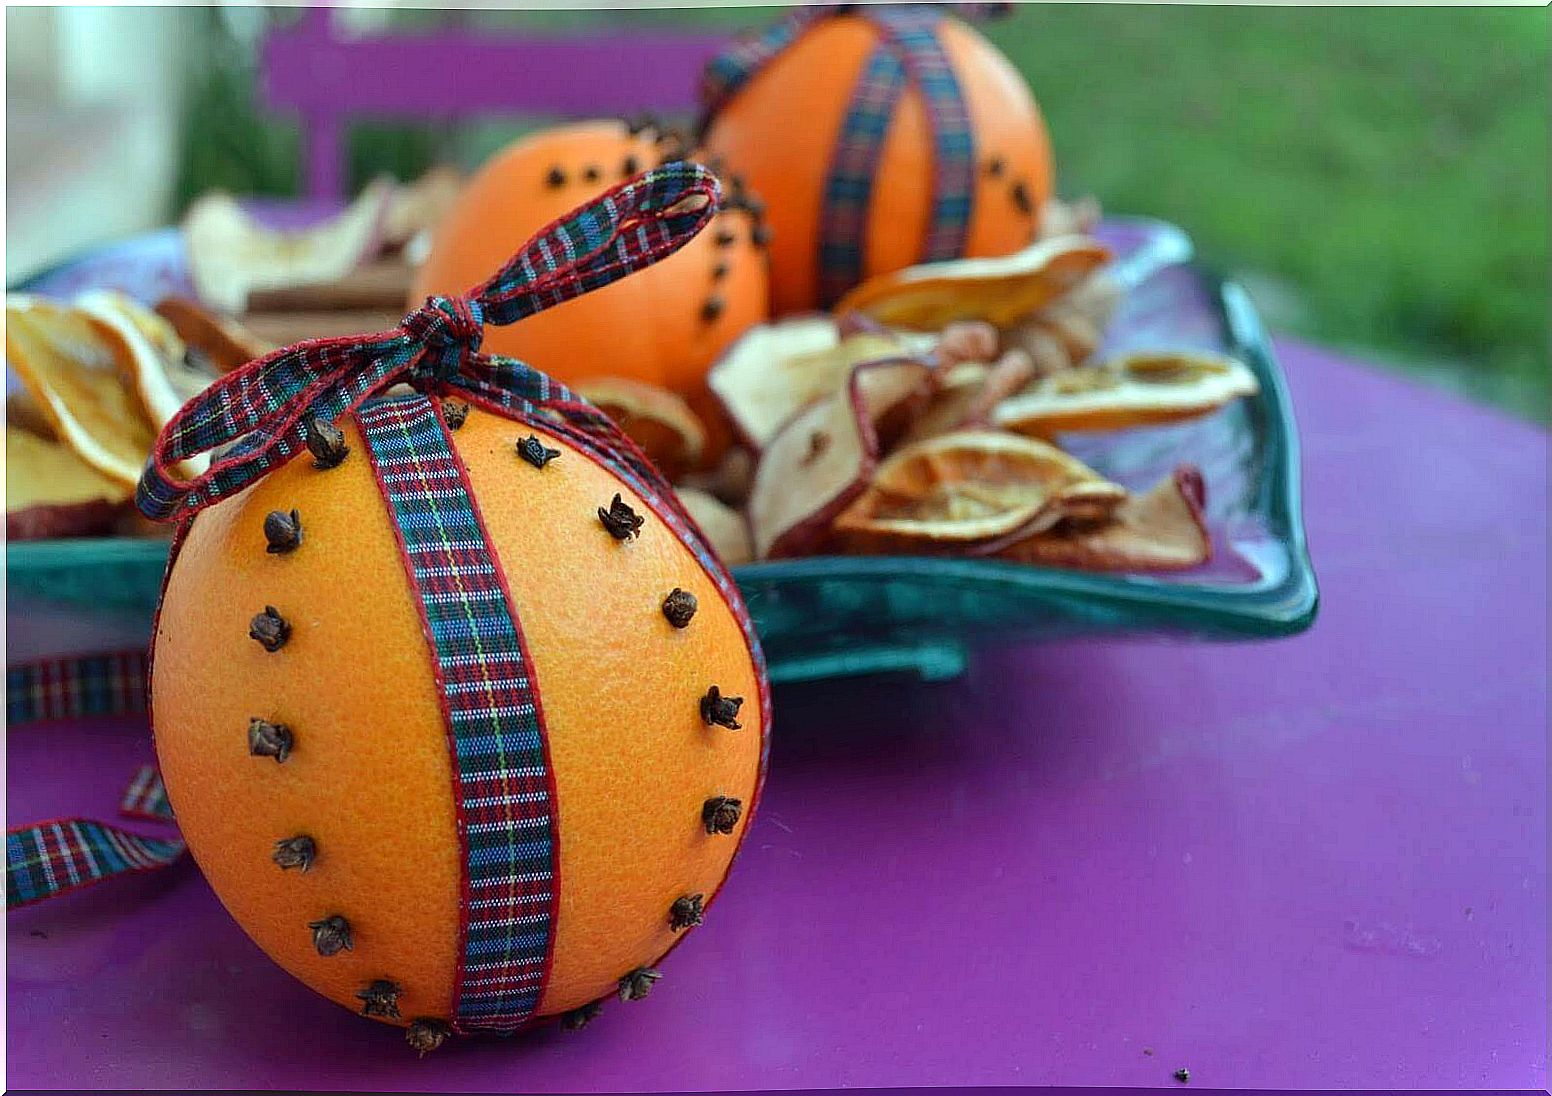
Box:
[6, 218, 1316, 683]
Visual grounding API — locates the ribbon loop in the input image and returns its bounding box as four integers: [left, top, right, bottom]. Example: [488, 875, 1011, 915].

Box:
[135, 162, 721, 524]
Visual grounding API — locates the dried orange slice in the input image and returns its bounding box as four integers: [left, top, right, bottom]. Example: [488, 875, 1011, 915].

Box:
[833, 235, 1111, 331]
[708, 315, 930, 450]
[994, 349, 1260, 437]
[5, 295, 156, 490]
[832, 429, 1126, 555]
[184, 179, 392, 313]
[77, 291, 215, 430]
[997, 465, 1211, 572]
[154, 296, 272, 373]
[676, 486, 754, 566]
[575, 376, 707, 481]
[5, 425, 132, 540]
[748, 357, 934, 559]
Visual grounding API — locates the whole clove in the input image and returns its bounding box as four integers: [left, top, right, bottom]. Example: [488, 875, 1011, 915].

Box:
[702, 795, 742, 835]
[517, 434, 561, 469]
[248, 718, 293, 762]
[669, 894, 705, 931]
[263, 509, 303, 554]
[598, 494, 644, 541]
[305, 416, 348, 469]
[406, 1018, 451, 1056]
[700, 685, 744, 729]
[357, 979, 402, 1019]
[661, 588, 698, 628]
[249, 606, 291, 652]
[561, 1001, 603, 1031]
[272, 835, 316, 871]
[308, 915, 354, 957]
[617, 967, 661, 1002]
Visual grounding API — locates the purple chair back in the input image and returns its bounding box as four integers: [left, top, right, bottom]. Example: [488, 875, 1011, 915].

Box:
[261, 9, 730, 199]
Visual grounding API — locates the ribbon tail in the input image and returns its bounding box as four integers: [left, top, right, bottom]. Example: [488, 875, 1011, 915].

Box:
[8, 653, 184, 910]
[7, 817, 185, 909]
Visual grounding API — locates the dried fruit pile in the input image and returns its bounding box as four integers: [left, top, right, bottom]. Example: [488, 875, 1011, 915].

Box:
[578, 197, 1258, 574]
[5, 292, 241, 540]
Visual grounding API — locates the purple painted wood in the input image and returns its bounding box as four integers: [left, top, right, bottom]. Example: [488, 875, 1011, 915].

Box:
[302, 111, 343, 206]
[259, 9, 731, 199]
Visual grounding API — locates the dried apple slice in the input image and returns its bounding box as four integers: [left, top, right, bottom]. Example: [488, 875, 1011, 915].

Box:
[708, 315, 930, 451]
[748, 358, 934, 559]
[383, 165, 464, 251]
[184, 178, 392, 313]
[575, 376, 706, 481]
[1006, 271, 1124, 372]
[996, 465, 1211, 572]
[994, 349, 1261, 437]
[154, 296, 272, 373]
[5, 296, 156, 490]
[6, 425, 131, 540]
[833, 235, 1111, 331]
[831, 430, 1126, 555]
[675, 486, 754, 566]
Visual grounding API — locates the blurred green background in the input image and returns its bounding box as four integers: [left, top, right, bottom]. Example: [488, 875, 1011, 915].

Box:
[175, 6, 1547, 420]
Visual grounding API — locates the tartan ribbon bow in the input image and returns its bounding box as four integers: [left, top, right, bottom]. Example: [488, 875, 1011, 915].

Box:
[136, 162, 721, 523]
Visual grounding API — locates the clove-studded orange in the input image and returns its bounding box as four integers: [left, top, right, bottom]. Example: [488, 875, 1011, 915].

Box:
[142, 164, 770, 1048]
[697, 4, 1054, 315]
[411, 119, 769, 442]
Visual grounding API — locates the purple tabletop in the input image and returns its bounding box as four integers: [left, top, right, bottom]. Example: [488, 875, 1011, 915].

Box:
[7, 338, 1547, 1091]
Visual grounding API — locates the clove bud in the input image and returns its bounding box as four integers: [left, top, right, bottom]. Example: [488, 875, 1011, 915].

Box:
[272, 835, 316, 871]
[661, 588, 698, 629]
[598, 494, 644, 541]
[305, 416, 349, 469]
[669, 894, 704, 931]
[617, 967, 661, 1002]
[308, 915, 354, 957]
[406, 1018, 451, 1057]
[1010, 179, 1033, 216]
[249, 605, 291, 652]
[517, 434, 561, 469]
[561, 1001, 602, 1031]
[357, 979, 402, 1019]
[700, 685, 744, 730]
[248, 718, 293, 762]
[263, 509, 303, 554]
[702, 795, 743, 835]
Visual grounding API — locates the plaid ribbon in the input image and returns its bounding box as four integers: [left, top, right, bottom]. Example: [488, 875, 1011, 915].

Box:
[699, 4, 977, 307]
[135, 162, 721, 524]
[356, 395, 559, 1035]
[7, 649, 147, 724]
[7, 654, 183, 909]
